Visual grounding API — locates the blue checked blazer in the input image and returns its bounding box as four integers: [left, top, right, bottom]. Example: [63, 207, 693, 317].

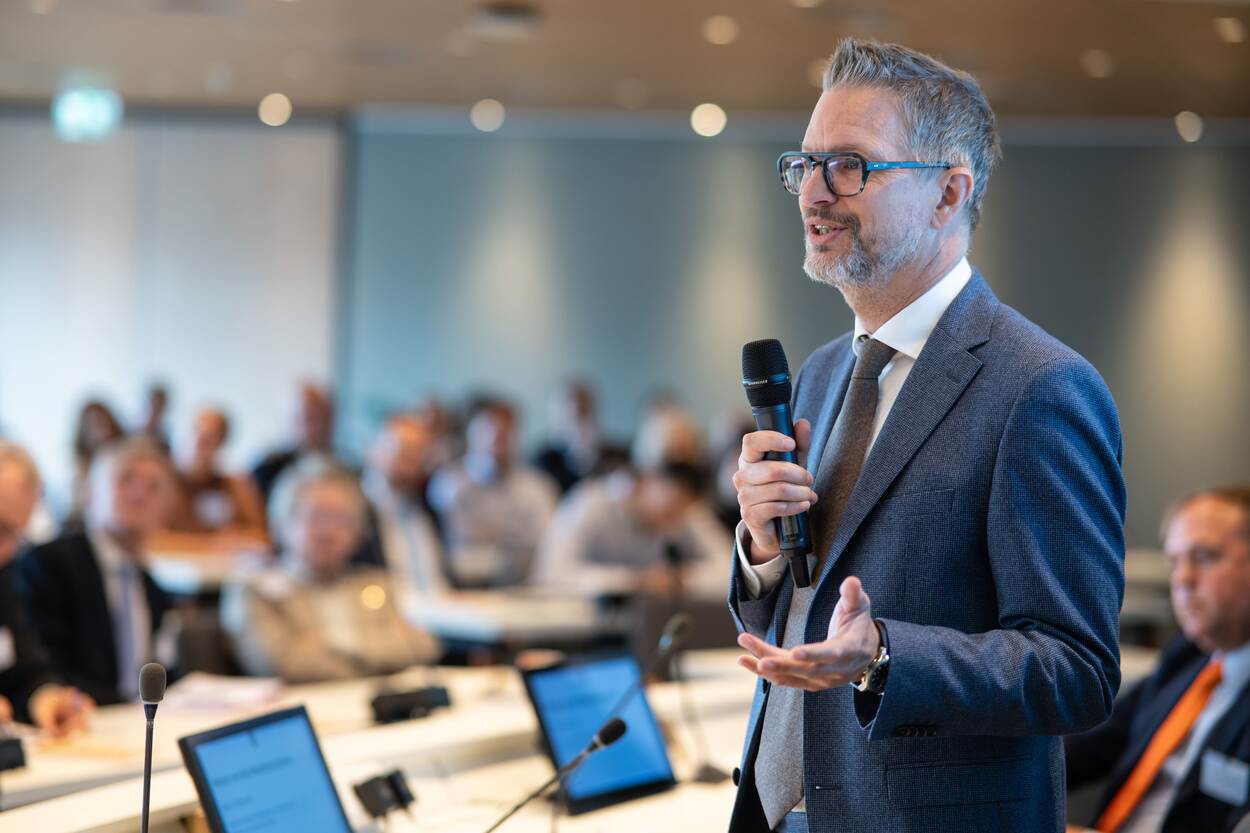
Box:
[727, 274, 1127, 833]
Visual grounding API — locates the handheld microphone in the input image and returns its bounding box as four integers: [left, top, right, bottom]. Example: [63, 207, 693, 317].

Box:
[138, 663, 166, 833]
[480, 718, 627, 833]
[741, 339, 812, 588]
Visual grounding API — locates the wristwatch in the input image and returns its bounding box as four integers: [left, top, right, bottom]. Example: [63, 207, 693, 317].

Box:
[853, 621, 890, 694]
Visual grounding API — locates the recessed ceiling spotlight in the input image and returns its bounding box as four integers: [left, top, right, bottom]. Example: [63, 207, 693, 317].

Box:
[703, 15, 740, 46]
[472, 2, 541, 41]
[613, 78, 649, 110]
[1174, 111, 1203, 143]
[1080, 48, 1115, 79]
[470, 98, 506, 132]
[1214, 17, 1246, 44]
[259, 93, 293, 127]
[690, 103, 727, 137]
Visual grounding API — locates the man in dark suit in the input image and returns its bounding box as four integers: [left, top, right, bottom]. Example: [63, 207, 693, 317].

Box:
[1066, 486, 1250, 833]
[727, 39, 1125, 833]
[0, 441, 93, 735]
[18, 438, 176, 706]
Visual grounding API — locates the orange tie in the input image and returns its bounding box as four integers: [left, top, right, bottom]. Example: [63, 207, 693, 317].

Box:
[1095, 659, 1225, 833]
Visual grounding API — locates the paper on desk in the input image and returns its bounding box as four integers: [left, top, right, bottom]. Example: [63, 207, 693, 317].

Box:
[162, 672, 283, 711]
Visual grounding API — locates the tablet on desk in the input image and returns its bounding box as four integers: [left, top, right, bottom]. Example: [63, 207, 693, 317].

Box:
[178, 705, 353, 833]
[520, 652, 676, 814]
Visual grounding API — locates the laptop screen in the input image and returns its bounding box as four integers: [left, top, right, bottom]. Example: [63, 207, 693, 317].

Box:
[522, 654, 675, 810]
[179, 706, 353, 833]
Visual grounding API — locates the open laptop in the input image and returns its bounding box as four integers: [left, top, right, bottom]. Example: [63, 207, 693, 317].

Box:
[178, 705, 354, 833]
[519, 652, 676, 814]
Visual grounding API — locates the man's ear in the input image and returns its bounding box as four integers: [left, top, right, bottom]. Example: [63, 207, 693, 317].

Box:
[932, 166, 974, 230]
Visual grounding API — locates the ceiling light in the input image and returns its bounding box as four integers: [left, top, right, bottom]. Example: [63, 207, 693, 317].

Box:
[1214, 17, 1246, 44]
[52, 87, 123, 142]
[808, 58, 827, 89]
[690, 103, 727, 138]
[470, 98, 506, 132]
[1080, 49, 1115, 79]
[258, 93, 293, 127]
[790, 0, 822, 7]
[702, 15, 740, 46]
[613, 78, 649, 110]
[28, 0, 58, 13]
[1174, 111, 1203, 143]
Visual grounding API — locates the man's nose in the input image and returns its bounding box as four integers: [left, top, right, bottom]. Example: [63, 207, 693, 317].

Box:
[799, 164, 836, 209]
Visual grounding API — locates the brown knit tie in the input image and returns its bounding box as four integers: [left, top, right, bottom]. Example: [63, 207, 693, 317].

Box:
[753, 336, 896, 829]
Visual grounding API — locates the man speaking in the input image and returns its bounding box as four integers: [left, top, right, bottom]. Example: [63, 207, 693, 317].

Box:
[728, 40, 1126, 833]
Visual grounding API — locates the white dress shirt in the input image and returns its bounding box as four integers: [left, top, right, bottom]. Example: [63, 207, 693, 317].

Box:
[89, 531, 152, 701]
[1119, 641, 1250, 833]
[736, 257, 973, 598]
[362, 471, 449, 595]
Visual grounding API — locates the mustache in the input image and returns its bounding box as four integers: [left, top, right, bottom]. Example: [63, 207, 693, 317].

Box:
[804, 210, 860, 234]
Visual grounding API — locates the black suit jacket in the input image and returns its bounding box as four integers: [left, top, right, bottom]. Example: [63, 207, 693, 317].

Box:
[15, 534, 173, 706]
[0, 560, 59, 720]
[1066, 634, 1250, 833]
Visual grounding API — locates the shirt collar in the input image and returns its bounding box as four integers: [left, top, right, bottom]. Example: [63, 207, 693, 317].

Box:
[89, 530, 134, 575]
[852, 257, 973, 360]
[1215, 639, 1250, 686]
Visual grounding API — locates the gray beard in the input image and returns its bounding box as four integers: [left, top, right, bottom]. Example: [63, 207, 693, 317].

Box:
[804, 218, 926, 291]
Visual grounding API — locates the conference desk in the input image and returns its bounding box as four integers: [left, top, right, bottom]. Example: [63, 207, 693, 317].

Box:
[1, 645, 1163, 833]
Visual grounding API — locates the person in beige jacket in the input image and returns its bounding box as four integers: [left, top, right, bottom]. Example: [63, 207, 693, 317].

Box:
[222, 460, 440, 682]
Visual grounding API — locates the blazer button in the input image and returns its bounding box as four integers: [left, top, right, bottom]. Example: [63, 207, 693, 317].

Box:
[732, 767, 741, 787]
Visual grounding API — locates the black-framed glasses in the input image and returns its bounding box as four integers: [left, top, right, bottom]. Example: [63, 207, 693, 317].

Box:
[777, 151, 951, 196]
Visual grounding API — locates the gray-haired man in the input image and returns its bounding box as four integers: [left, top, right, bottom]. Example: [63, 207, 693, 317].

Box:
[728, 39, 1126, 833]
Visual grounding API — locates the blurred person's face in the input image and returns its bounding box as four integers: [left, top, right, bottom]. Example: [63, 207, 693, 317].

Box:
[295, 390, 334, 450]
[285, 481, 361, 576]
[1166, 496, 1250, 652]
[799, 86, 938, 291]
[0, 464, 38, 565]
[89, 455, 171, 540]
[183, 411, 227, 470]
[375, 418, 432, 491]
[634, 474, 698, 533]
[83, 406, 121, 451]
[467, 409, 515, 466]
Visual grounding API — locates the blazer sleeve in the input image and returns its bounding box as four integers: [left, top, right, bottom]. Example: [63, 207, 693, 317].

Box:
[863, 355, 1126, 740]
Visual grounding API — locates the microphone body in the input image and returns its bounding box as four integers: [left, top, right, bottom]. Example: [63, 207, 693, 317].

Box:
[138, 663, 167, 833]
[742, 340, 812, 588]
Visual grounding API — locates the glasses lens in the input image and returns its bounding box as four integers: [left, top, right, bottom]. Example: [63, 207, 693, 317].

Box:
[779, 155, 809, 195]
[825, 155, 863, 196]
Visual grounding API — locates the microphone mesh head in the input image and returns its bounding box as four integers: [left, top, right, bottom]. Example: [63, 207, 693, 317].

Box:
[139, 662, 167, 704]
[742, 339, 792, 408]
[598, 717, 627, 747]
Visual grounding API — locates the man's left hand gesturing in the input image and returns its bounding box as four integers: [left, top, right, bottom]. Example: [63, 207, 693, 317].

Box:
[737, 576, 880, 692]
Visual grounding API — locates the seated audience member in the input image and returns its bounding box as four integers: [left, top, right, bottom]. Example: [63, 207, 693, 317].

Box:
[708, 410, 757, 533]
[428, 397, 558, 587]
[360, 413, 447, 594]
[533, 462, 732, 600]
[1066, 485, 1250, 833]
[156, 407, 267, 552]
[222, 462, 440, 682]
[630, 399, 707, 473]
[17, 439, 178, 706]
[251, 382, 342, 505]
[66, 399, 126, 530]
[532, 380, 628, 495]
[137, 382, 171, 453]
[0, 442, 94, 736]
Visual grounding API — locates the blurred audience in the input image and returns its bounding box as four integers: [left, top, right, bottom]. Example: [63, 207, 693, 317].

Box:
[532, 380, 627, 494]
[0, 442, 94, 736]
[630, 399, 706, 473]
[155, 406, 268, 553]
[17, 438, 178, 706]
[360, 412, 447, 593]
[708, 410, 757, 532]
[137, 382, 171, 452]
[428, 397, 558, 587]
[67, 399, 126, 530]
[222, 460, 440, 682]
[1066, 485, 1250, 833]
[533, 462, 732, 600]
[252, 382, 342, 505]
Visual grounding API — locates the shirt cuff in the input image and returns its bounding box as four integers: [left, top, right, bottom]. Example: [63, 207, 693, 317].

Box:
[734, 522, 788, 599]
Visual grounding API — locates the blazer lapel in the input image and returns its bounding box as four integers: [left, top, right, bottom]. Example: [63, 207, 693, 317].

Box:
[814, 275, 995, 586]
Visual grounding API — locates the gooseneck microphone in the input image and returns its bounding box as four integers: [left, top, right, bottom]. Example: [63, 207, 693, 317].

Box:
[480, 718, 627, 833]
[741, 339, 813, 587]
[139, 663, 167, 833]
